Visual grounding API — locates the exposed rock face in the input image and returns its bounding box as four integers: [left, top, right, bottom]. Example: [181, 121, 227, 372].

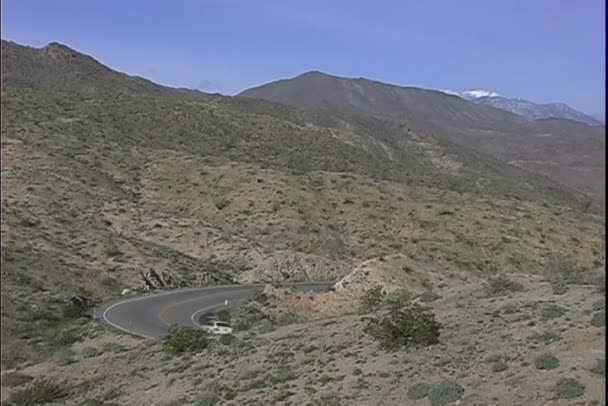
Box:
[257, 254, 474, 320]
[239, 252, 351, 283]
[139, 268, 219, 291]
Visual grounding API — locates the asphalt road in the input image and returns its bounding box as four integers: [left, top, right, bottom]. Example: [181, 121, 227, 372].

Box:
[96, 282, 332, 339]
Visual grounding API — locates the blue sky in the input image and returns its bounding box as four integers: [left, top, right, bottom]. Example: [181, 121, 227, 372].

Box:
[2, 0, 605, 114]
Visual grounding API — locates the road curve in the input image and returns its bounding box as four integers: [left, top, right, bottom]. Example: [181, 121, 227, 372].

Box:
[95, 282, 332, 339]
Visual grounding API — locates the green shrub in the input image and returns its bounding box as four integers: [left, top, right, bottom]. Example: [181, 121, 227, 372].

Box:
[590, 359, 605, 376]
[81, 346, 102, 358]
[358, 286, 385, 314]
[541, 304, 567, 319]
[534, 353, 560, 370]
[214, 309, 231, 322]
[193, 393, 219, 406]
[592, 299, 605, 311]
[546, 255, 587, 294]
[162, 326, 210, 355]
[223, 390, 237, 401]
[491, 360, 509, 372]
[53, 347, 75, 366]
[363, 303, 441, 351]
[427, 381, 465, 406]
[407, 382, 431, 400]
[485, 275, 524, 296]
[273, 312, 300, 326]
[550, 280, 568, 295]
[254, 319, 275, 334]
[591, 311, 605, 327]
[407, 381, 464, 406]
[55, 329, 82, 346]
[419, 290, 441, 303]
[270, 365, 297, 384]
[62, 302, 84, 319]
[218, 334, 235, 346]
[384, 289, 412, 307]
[555, 378, 585, 399]
[9, 378, 70, 405]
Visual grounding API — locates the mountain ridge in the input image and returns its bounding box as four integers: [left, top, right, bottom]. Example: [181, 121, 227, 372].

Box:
[239, 70, 605, 202]
[442, 88, 601, 126]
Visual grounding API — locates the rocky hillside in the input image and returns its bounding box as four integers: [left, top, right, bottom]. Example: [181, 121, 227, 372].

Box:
[240, 71, 606, 202]
[1, 40, 605, 371]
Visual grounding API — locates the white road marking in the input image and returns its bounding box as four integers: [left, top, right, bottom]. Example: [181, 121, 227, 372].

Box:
[100, 282, 331, 338]
[190, 305, 221, 328]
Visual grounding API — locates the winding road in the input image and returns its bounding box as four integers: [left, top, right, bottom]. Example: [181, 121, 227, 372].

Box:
[96, 282, 332, 339]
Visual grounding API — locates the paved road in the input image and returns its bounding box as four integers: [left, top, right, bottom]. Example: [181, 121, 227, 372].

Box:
[96, 282, 332, 339]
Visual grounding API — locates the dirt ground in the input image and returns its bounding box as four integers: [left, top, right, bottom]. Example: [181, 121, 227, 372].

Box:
[1, 270, 604, 406]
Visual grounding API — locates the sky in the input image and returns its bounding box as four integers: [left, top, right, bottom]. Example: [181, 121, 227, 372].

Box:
[1, 0, 605, 115]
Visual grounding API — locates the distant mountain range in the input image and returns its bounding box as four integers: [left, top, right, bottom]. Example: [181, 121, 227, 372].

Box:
[441, 89, 602, 126]
[240, 71, 605, 201]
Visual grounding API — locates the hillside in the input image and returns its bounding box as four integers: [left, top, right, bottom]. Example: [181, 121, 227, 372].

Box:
[0, 39, 605, 378]
[240, 71, 606, 202]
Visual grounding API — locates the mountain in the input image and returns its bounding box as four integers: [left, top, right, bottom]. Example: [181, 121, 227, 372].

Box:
[1, 39, 605, 393]
[442, 88, 602, 126]
[240, 71, 606, 202]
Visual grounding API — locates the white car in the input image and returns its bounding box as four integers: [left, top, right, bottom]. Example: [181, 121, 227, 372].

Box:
[201, 320, 234, 335]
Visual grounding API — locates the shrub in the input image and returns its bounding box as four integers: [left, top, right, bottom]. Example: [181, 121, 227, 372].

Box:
[214, 199, 231, 210]
[491, 361, 509, 372]
[555, 378, 585, 399]
[62, 302, 83, 319]
[363, 303, 441, 351]
[427, 381, 465, 406]
[592, 299, 605, 311]
[215, 309, 231, 322]
[407, 383, 431, 400]
[534, 353, 560, 370]
[591, 311, 605, 327]
[193, 393, 219, 406]
[384, 289, 412, 307]
[254, 319, 275, 334]
[162, 326, 210, 355]
[419, 290, 441, 303]
[55, 329, 82, 346]
[541, 304, 567, 319]
[218, 334, 235, 346]
[81, 346, 102, 358]
[273, 312, 300, 326]
[546, 255, 586, 294]
[270, 365, 297, 384]
[358, 286, 385, 314]
[407, 381, 464, 406]
[9, 378, 70, 405]
[53, 347, 75, 366]
[590, 359, 605, 376]
[485, 275, 524, 296]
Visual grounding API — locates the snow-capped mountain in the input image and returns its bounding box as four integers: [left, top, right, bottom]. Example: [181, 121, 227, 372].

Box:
[441, 89, 602, 126]
[441, 89, 502, 100]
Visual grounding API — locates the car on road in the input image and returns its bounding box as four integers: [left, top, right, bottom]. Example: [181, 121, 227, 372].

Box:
[201, 319, 234, 335]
